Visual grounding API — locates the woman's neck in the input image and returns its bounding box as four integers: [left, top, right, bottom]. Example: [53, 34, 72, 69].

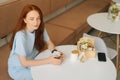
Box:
[25, 27, 34, 33]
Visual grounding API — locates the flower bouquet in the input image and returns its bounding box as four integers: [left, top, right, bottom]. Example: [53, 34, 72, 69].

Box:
[108, 3, 120, 21]
[77, 37, 96, 62]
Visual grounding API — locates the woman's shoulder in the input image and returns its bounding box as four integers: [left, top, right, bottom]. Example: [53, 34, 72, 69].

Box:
[15, 30, 26, 38]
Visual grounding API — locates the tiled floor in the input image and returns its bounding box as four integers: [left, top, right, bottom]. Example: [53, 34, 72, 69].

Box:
[88, 29, 119, 80]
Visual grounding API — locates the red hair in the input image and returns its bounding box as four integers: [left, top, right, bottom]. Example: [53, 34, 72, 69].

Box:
[9, 4, 45, 52]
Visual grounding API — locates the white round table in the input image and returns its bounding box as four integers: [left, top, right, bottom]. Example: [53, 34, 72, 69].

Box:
[87, 12, 120, 70]
[87, 13, 120, 34]
[31, 45, 116, 80]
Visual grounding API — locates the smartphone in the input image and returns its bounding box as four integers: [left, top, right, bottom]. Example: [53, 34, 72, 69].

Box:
[98, 52, 106, 62]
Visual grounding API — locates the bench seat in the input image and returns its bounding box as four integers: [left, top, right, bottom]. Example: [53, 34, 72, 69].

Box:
[46, 0, 110, 45]
[46, 23, 76, 45]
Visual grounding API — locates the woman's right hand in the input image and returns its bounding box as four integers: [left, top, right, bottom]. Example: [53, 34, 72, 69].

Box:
[48, 55, 64, 65]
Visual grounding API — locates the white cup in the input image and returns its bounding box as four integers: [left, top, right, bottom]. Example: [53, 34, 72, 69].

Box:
[70, 53, 78, 62]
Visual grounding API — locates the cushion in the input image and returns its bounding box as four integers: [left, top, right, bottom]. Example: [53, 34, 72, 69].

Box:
[45, 23, 75, 45]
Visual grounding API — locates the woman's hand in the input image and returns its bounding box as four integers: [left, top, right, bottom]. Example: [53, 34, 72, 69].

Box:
[48, 55, 62, 65]
[48, 53, 65, 65]
[59, 52, 65, 60]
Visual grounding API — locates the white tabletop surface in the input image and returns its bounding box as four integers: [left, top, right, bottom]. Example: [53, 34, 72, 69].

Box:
[87, 13, 120, 34]
[31, 45, 116, 80]
[112, 0, 120, 3]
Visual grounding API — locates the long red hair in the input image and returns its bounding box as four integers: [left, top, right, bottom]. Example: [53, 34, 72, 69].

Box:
[9, 4, 45, 52]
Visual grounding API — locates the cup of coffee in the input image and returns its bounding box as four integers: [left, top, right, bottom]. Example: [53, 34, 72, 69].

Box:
[70, 50, 78, 62]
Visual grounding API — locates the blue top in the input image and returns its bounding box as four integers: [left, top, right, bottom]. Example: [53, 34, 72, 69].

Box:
[8, 28, 50, 67]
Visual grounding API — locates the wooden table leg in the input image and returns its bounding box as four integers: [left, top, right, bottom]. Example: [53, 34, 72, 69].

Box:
[116, 34, 119, 71]
[97, 32, 102, 37]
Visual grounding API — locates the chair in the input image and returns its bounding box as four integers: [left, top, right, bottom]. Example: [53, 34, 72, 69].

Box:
[83, 33, 117, 59]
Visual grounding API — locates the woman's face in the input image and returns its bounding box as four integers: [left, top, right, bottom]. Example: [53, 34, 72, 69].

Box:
[24, 10, 41, 32]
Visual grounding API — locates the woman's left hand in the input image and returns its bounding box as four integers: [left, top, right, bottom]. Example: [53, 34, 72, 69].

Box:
[60, 52, 65, 61]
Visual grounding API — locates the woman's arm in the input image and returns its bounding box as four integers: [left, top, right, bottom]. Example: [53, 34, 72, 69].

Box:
[18, 40, 64, 67]
[18, 54, 63, 67]
[18, 40, 63, 67]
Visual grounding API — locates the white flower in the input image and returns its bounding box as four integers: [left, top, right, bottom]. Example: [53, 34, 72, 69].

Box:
[81, 44, 88, 50]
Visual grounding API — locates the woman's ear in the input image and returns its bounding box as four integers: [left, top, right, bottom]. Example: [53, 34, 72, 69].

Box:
[24, 18, 27, 23]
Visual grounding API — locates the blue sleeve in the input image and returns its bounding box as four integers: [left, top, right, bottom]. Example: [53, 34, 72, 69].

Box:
[43, 28, 50, 42]
[14, 32, 26, 56]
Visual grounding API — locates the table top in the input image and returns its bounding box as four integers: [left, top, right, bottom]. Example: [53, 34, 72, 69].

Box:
[87, 12, 120, 34]
[112, 0, 120, 3]
[31, 45, 116, 80]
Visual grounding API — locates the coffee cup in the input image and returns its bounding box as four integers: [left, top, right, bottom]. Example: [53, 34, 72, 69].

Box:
[70, 50, 78, 62]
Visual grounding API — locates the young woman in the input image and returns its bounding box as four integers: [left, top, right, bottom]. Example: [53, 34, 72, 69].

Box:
[8, 4, 64, 80]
